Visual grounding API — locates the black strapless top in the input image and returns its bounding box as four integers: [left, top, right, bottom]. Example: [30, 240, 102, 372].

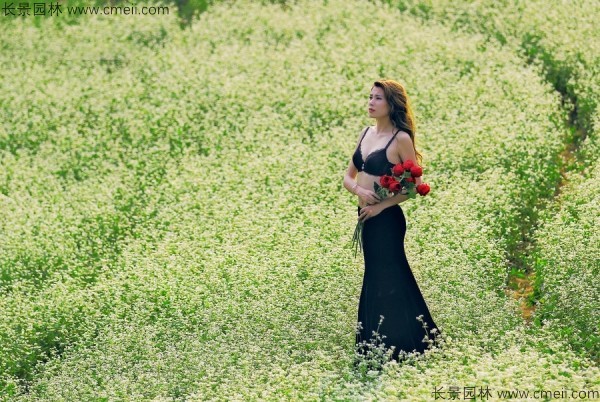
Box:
[352, 126, 401, 176]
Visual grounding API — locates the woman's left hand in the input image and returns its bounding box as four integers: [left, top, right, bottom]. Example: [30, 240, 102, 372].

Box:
[358, 203, 383, 223]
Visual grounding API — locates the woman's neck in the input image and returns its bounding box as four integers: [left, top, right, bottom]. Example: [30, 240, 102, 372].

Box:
[374, 117, 394, 135]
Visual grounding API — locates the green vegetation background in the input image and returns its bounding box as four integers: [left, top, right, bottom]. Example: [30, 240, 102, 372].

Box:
[0, 0, 598, 400]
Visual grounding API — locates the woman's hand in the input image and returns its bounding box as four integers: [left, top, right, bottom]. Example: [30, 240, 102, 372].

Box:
[355, 185, 382, 206]
[358, 203, 383, 223]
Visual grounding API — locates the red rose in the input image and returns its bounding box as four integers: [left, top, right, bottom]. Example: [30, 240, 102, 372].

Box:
[392, 163, 405, 176]
[379, 175, 394, 188]
[416, 183, 430, 196]
[402, 160, 415, 170]
[405, 176, 415, 183]
[410, 165, 423, 177]
[389, 181, 401, 193]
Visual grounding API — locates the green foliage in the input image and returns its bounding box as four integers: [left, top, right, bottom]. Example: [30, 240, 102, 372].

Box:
[385, 0, 600, 364]
[0, 0, 598, 400]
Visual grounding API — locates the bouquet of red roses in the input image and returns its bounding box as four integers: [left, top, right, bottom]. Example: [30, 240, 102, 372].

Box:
[352, 160, 430, 258]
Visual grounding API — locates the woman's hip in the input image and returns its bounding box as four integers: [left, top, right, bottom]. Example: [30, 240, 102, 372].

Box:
[357, 203, 402, 216]
[357, 203, 405, 228]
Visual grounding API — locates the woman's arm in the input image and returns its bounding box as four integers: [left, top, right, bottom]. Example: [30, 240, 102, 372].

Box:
[378, 132, 421, 208]
[343, 127, 368, 195]
[343, 159, 359, 194]
[378, 191, 409, 208]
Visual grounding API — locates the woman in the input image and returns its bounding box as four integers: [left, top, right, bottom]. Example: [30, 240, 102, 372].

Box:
[343, 79, 441, 364]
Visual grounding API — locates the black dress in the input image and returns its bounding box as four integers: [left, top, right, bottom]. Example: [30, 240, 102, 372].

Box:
[351, 126, 441, 363]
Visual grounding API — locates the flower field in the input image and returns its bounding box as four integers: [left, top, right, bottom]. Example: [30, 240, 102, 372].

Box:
[0, 0, 598, 400]
[385, 0, 600, 368]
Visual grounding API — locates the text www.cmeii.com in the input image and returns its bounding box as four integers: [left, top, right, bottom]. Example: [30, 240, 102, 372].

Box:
[2, 2, 169, 17]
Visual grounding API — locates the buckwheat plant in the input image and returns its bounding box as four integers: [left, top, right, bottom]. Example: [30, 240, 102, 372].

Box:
[353, 316, 395, 380]
[353, 314, 446, 382]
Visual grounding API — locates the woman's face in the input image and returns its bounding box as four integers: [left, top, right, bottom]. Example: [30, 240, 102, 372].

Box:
[368, 86, 389, 119]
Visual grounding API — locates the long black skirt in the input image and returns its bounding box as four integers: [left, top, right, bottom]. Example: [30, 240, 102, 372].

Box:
[355, 204, 441, 362]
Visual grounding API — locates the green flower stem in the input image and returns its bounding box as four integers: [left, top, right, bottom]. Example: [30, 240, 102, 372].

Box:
[352, 220, 363, 258]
